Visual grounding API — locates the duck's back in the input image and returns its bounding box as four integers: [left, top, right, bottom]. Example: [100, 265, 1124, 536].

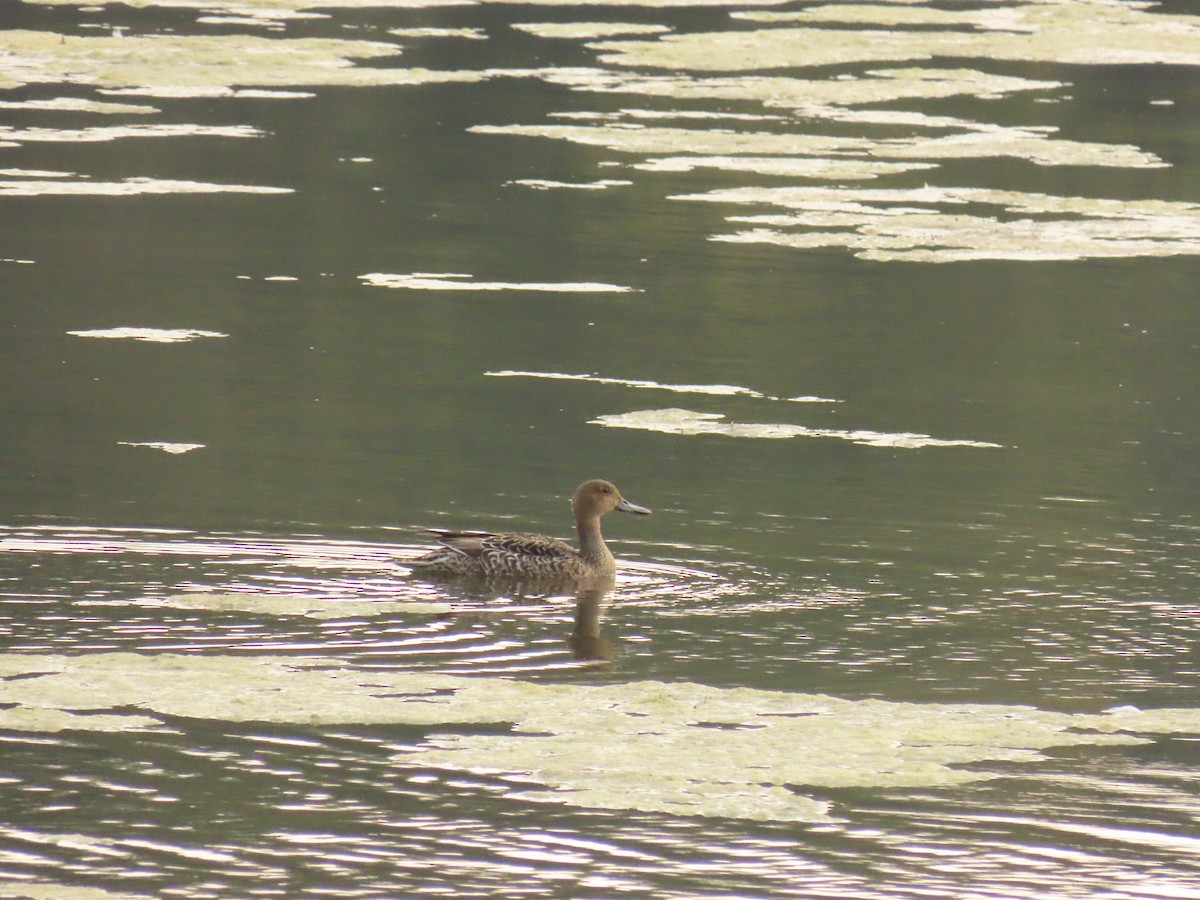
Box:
[412, 529, 585, 577]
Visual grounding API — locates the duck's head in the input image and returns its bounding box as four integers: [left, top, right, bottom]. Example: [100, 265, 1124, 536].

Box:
[571, 479, 652, 520]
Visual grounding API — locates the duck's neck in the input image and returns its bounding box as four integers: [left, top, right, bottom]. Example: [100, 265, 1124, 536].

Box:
[577, 517, 615, 570]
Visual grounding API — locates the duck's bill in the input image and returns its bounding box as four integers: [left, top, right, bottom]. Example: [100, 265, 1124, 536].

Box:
[617, 497, 652, 515]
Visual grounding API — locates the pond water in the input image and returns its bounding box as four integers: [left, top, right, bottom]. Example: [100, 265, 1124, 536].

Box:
[3, 0, 1200, 896]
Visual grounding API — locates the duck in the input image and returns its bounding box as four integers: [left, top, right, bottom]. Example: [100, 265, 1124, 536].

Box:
[409, 479, 651, 580]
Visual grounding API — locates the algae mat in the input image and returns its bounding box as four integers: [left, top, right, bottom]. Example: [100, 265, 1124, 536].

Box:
[1, 653, 1197, 823]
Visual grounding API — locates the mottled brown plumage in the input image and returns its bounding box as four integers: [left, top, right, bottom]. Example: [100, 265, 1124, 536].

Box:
[409, 480, 650, 579]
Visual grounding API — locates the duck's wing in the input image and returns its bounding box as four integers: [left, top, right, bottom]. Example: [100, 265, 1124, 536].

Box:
[485, 533, 578, 560]
[424, 529, 493, 559]
[427, 529, 577, 560]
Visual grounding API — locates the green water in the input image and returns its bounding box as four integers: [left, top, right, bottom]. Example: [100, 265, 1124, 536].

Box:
[2, 0, 1200, 896]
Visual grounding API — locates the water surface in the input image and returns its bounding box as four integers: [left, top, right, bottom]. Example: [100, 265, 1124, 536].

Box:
[3, 0, 1200, 896]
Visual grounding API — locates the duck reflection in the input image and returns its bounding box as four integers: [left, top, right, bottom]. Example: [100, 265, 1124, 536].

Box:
[419, 573, 619, 665]
[567, 581, 616, 662]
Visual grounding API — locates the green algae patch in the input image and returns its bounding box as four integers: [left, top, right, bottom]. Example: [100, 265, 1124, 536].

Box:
[472, 122, 877, 156]
[593, 2, 1200, 71]
[0, 97, 157, 114]
[2, 653, 1196, 823]
[501, 0, 790, 5]
[68, 328, 228, 342]
[0, 706, 161, 733]
[541, 67, 1064, 108]
[411, 680, 1151, 821]
[1, 177, 291, 196]
[29, 0, 477, 20]
[31, 0, 788, 17]
[388, 27, 487, 39]
[470, 122, 1161, 170]
[477, 0, 1197, 275]
[591, 408, 1001, 448]
[0, 30, 485, 94]
[592, 26, 925, 71]
[150, 591, 451, 618]
[360, 272, 637, 292]
[506, 177, 632, 190]
[634, 155, 933, 180]
[513, 22, 672, 39]
[735, 4, 1042, 31]
[117, 442, 205, 454]
[0, 880, 149, 900]
[486, 369, 840, 402]
[678, 186, 1200, 263]
[0, 654, 470, 728]
[0, 124, 264, 144]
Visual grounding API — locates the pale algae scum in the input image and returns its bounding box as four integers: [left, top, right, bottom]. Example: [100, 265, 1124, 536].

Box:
[67, 328, 228, 342]
[471, 0, 1200, 263]
[3, 0, 1200, 896]
[1, 653, 1198, 824]
[6, 1, 1199, 260]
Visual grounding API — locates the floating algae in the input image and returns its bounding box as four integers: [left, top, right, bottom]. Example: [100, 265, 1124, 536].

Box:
[591, 408, 1002, 448]
[359, 272, 637, 292]
[68, 328, 228, 342]
[116, 442, 205, 454]
[1, 653, 1198, 823]
[486, 370, 840, 402]
[676, 186, 1200, 263]
[0, 30, 485, 94]
[592, 1, 1200, 71]
[469, 122, 1163, 170]
[146, 591, 451, 618]
[3, 178, 289, 196]
[513, 22, 672, 39]
[539, 66, 1066, 108]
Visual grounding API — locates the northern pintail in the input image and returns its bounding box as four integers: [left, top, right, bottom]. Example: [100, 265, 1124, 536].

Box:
[409, 479, 651, 579]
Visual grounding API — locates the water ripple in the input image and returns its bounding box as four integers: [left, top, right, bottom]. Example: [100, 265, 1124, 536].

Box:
[0, 524, 741, 676]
